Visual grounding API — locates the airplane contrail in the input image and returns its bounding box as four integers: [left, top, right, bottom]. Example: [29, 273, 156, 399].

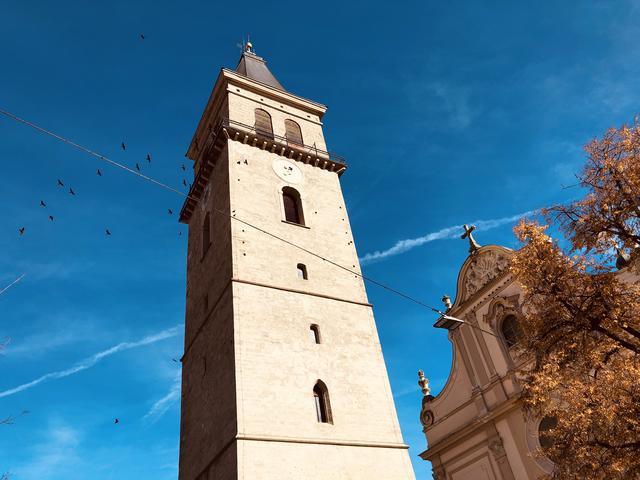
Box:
[360, 210, 538, 265]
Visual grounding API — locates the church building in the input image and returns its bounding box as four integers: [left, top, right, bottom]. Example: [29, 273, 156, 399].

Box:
[417, 231, 555, 480]
[177, 43, 416, 479]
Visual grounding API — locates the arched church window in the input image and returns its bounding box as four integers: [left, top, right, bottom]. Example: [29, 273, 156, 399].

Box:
[202, 212, 211, 258]
[313, 380, 332, 423]
[538, 415, 558, 450]
[309, 324, 320, 344]
[254, 109, 274, 139]
[284, 119, 303, 146]
[501, 314, 523, 348]
[297, 263, 308, 279]
[282, 187, 304, 225]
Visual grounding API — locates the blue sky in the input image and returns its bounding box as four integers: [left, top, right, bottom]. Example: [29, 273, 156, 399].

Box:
[1, 1, 639, 479]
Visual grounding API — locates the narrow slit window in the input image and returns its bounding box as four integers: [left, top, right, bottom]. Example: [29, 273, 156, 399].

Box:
[309, 324, 320, 344]
[282, 187, 304, 225]
[313, 380, 332, 423]
[297, 263, 308, 279]
[285, 119, 303, 146]
[254, 109, 274, 139]
[202, 212, 211, 258]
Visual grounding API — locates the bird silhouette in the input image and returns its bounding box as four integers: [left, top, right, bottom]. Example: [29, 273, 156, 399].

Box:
[97, 169, 102, 176]
[69, 188, 76, 196]
[172, 358, 179, 363]
[48, 215, 54, 221]
[181, 164, 186, 171]
[168, 209, 173, 215]
[114, 418, 119, 424]
[40, 200, 46, 207]
[135, 163, 141, 172]
[57, 179, 64, 187]
[121, 142, 126, 150]
[146, 154, 151, 163]
[140, 33, 145, 40]
[182, 179, 187, 186]
[18, 227, 25, 235]
[105, 229, 112, 236]
[178, 231, 182, 236]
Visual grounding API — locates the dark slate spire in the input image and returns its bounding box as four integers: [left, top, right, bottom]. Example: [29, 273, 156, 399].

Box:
[235, 41, 284, 90]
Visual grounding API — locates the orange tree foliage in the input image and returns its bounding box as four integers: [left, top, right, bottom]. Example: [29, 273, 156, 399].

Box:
[510, 122, 640, 479]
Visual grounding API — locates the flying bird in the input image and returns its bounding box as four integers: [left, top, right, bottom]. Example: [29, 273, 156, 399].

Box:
[178, 231, 182, 236]
[182, 179, 187, 186]
[146, 154, 151, 163]
[69, 188, 76, 196]
[114, 418, 119, 424]
[172, 358, 179, 363]
[135, 163, 141, 172]
[48, 215, 54, 221]
[168, 209, 173, 215]
[181, 164, 186, 171]
[18, 227, 25, 235]
[121, 142, 126, 151]
[57, 179, 64, 187]
[40, 200, 46, 207]
[105, 229, 112, 236]
[97, 169, 102, 176]
[140, 33, 145, 40]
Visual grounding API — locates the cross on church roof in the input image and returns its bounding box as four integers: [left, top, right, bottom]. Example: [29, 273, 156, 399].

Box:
[461, 224, 481, 254]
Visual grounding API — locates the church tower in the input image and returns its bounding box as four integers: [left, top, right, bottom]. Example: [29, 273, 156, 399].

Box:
[178, 43, 415, 480]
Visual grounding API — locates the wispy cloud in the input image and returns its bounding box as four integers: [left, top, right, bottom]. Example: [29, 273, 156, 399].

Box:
[425, 82, 475, 129]
[13, 420, 81, 479]
[360, 210, 537, 264]
[0, 325, 182, 398]
[143, 371, 181, 424]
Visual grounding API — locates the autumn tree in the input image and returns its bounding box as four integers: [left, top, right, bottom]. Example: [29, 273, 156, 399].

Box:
[510, 121, 640, 479]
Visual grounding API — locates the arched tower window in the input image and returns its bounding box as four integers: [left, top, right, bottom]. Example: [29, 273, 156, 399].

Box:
[282, 187, 304, 225]
[313, 380, 332, 423]
[501, 314, 523, 348]
[284, 119, 303, 146]
[202, 212, 211, 258]
[309, 324, 320, 344]
[254, 109, 274, 139]
[297, 263, 308, 279]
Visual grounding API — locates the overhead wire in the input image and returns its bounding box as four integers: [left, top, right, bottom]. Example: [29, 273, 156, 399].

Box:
[0, 108, 498, 337]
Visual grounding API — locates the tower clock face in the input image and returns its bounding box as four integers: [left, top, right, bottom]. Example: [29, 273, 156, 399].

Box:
[272, 159, 303, 184]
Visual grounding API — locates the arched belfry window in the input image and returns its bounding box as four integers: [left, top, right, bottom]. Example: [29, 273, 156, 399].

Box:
[501, 314, 523, 348]
[313, 380, 332, 423]
[254, 109, 274, 139]
[284, 119, 303, 146]
[282, 187, 304, 225]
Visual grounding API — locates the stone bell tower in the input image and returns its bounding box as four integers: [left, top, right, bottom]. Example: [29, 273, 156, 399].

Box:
[178, 43, 415, 480]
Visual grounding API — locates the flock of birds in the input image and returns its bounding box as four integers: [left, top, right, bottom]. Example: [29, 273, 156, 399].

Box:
[17, 140, 190, 237]
[7, 33, 192, 432]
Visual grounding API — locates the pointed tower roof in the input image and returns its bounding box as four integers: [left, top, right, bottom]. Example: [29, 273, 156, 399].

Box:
[235, 42, 284, 90]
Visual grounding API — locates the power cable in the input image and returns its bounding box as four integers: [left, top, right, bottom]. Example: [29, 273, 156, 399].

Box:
[0, 108, 495, 335]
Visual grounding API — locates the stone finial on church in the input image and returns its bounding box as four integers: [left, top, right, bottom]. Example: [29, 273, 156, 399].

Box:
[418, 370, 431, 397]
[461, 224, 481, 254]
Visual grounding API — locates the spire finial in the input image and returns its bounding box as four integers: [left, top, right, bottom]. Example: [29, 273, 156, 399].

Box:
[245, 35, 254, 54]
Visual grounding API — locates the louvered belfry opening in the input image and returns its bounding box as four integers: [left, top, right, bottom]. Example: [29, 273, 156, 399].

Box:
[284, 119, 303, 146]
[254, 108, 274, 139]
